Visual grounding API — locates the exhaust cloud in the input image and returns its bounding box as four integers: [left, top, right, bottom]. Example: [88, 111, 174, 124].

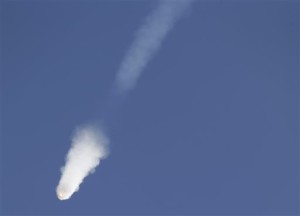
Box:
[56, 126, 109, 200]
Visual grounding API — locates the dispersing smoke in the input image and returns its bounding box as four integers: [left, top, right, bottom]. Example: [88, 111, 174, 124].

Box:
[114, 0, 194, 94]
[56, 0, 193, 201]
[56, 126, 109, 200]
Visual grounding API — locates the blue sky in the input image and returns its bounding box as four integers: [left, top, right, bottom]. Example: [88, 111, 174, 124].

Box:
[1, 0, 299, 215]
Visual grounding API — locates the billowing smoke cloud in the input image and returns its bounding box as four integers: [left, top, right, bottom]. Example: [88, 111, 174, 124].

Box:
[114, 0, 194, 94]
[56, 126, 109, 200]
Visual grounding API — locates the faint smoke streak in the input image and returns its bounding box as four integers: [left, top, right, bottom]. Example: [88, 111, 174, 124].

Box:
[114, 0, 193, 94]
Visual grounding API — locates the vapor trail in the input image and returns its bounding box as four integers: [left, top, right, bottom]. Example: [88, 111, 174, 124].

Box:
[56, 0, 193, 201]
[114, 0, 194, 94]
[56, 126, 109, 200]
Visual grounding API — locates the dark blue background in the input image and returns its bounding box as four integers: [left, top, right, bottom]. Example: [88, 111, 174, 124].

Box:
[2, 0, 299, 215]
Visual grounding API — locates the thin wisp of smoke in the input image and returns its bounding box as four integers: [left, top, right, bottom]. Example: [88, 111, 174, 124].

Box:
[56, 126, 109, 200]
[114, 0, 194, 94]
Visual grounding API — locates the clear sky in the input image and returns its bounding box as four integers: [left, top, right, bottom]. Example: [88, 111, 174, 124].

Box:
[1, 0, 299, 215]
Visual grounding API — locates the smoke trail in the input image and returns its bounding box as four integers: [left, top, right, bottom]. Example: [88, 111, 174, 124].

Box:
[56, 126, 109, 200]
[114, 0, 194, 94]
[56, 0, 193, 201]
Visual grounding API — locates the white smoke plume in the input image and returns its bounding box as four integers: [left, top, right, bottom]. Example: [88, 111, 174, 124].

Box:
[56, 0, 193, 201]
[56, 126, 109, 200]
[114, 0, 194, 94]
